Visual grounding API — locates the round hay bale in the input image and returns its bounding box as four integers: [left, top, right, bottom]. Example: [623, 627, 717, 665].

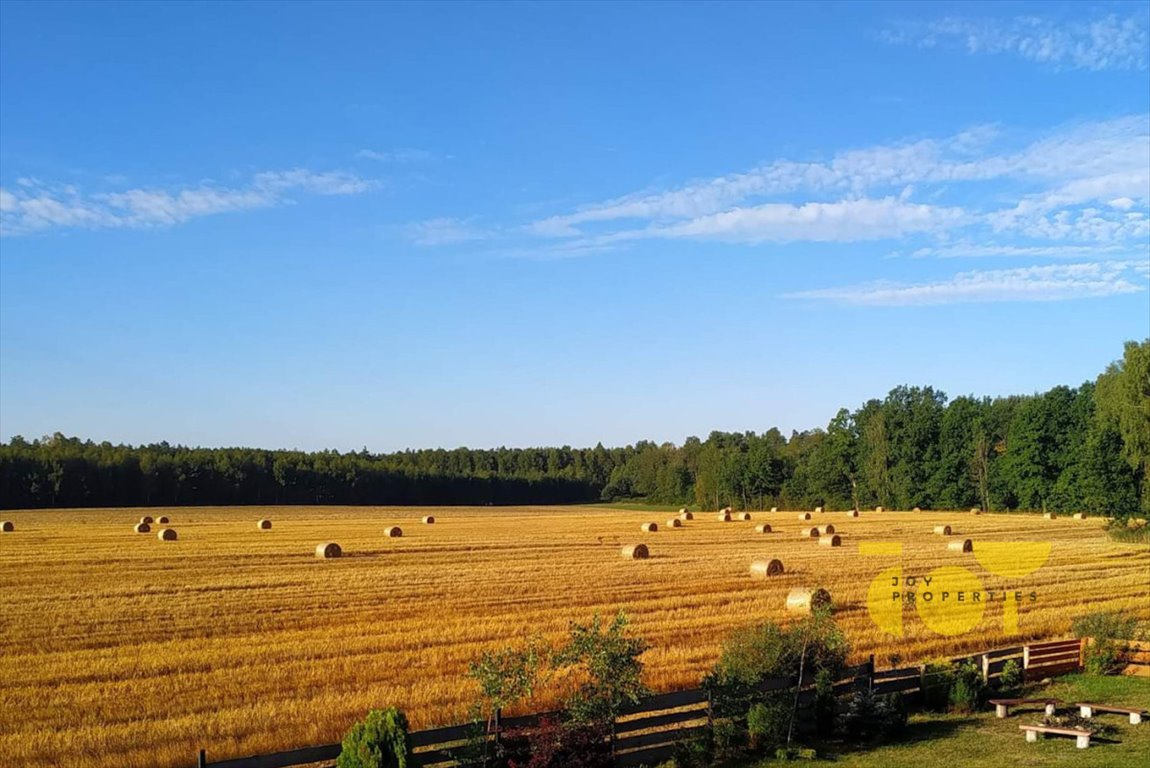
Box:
[970, 507, 981, 514]
[933, 525, 952, 535]
[679, 510, 694, 521]
[1, 521, 13, 532]
[845, 509, 859, 518]
[947, 539, 973, 553]
[1073, 512, 1086, 520]
[875, 506, 884, 512]
[717, 512, 731, 522]
[621, 543, 649, 560]
[816, 524, 835, 535]
[798, 512, 812, 521]
[139, 515, 154, 525]
[666, 518, 682, 528]
[422, 516, 435, 524]
[737, 512, 751, 521]
[750, 558, 784, 578]
[641, 522, 658, 533]
[315, 542, 341, 559]
[786, 587, 832, 614]
[1043, 512, 1056, 520]
[257, 519, 272, 530]
[770, 506, 778, 513]
[134, 522, 151, 533]
[157, 515, 170, 524]
[723, 506, 733, 514]
[679, 507, 689, 515]
[912, 507, 921, 513]
[814, 506, 824, 513]
[802, 526, 820, 538]
[157, 528, 177, 541]
[384, 526, 404, 538]
[755, 523, 773, 534]
[818, 534, 842, 547]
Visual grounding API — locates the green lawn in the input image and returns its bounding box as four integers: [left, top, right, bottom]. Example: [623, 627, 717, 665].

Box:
[738, 675, 1150, 767]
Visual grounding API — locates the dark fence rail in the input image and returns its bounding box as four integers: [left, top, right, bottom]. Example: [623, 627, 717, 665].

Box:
[198, 638, 1083, 768]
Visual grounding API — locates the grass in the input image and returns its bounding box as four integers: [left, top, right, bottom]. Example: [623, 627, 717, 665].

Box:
[731, 674, 1150, 767]
[1106, 521, 1150, 544]
[1, 505, 1147, 768]
[587, 501, 688, 512]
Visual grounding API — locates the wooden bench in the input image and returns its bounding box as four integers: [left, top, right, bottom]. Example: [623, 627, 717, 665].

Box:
[1077, 702, 1146, 724]
[989, 698, 1059, 718]
[1019, 724, 1094, 748]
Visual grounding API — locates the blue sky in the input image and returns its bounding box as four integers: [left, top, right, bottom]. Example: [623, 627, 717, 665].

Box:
[1, 0, 1148, 451]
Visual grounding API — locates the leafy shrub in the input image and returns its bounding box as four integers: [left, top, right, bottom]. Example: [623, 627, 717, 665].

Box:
[668, 730, 713, 768]
[506, 717, 611, 768]
[555, 612, 649, 726]
[948, 660, 986, 713]
[1073, 611, 1140, 675]
[813, 668, 836, 738]
[747, 695, 790, 752]
[336, 708, 411, 768]
[841, 688, 907, 742]
[920, 660, 955, 712]
[996, 659, 1022, 697]
[711, 718, 745, 760]
[703, 611, 849, 742]
[877, 692, 908, 735]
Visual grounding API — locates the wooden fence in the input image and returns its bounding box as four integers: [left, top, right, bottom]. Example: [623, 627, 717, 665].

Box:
[1079, 637, 1150, 677]
[1120, 640, 1150, 676]
[196, 638, 1083, 768]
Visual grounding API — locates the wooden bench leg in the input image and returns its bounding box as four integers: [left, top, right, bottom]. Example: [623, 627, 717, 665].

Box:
[1025, 729, 1038, 742]
[1130, 712, 1142, 725]
[996, 704, 1008, 718]
[1076, 734, 1090, 749]
[1044, 703, 1056, 716]
[1079, 705, 1092, 718]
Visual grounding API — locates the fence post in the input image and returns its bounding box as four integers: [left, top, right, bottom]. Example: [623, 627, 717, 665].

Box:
[919, 663, 927, 702]
[706, 687, 714, 732]
[981, 653, 990, 683]
[197, 749, 206, 768]
[1023, 644, 1030, 677]
[1079, 637, 1087, 670]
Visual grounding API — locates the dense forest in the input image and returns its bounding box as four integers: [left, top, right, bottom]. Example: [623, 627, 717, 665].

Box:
[2, 340, 1147, 516]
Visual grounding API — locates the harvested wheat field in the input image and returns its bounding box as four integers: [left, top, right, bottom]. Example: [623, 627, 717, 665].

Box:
[1, 505, 1147, 768]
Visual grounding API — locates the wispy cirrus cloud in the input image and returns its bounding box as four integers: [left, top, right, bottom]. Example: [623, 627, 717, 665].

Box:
[599, 196, 967, 245]
[880, 13, 1150, 71]
[0, 169, 376, 236]
[522, 115, 1149, 250]
[903, 242, 1147, 260]
[403, 114, 1149, 307]
[785, 260, 1150, 306]
[357, 148, 436, 163]
[403, 217, 491, 246]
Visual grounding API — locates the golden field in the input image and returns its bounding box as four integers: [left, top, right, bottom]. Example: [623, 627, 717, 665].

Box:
[1, 505, 1147, 768]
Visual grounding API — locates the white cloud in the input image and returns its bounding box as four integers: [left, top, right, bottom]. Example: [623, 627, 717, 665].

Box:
[0, 169, 375, 235]
[785, 260, 1150, 306]
[523, 115, 1149, 250]
[611, 197, 967, 245]
[881, 13, 1150, 71]
[404, 217, 491, 246]
[906, 242, 1143, 260]
[357, 148, 435, 163]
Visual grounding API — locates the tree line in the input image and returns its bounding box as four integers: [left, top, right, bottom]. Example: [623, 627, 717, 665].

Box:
[2, 340, 1146, 516]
